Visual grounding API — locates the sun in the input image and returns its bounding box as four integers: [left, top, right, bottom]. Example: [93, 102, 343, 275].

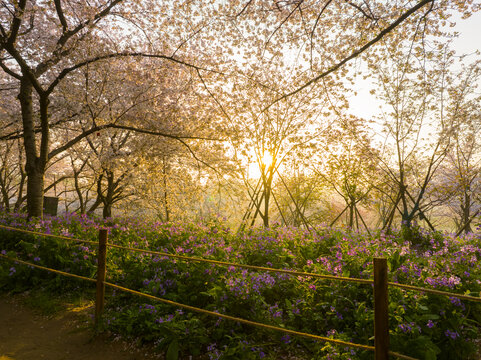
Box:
[261, 151, 273, 169]
[248, 151, 274, 179]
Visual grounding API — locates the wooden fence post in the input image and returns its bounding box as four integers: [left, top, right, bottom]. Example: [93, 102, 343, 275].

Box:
[95, 229, 108, 327]
[374, 257, 389, 360]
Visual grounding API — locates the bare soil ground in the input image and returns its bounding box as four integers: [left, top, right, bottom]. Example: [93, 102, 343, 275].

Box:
[0, 295, 160, 360]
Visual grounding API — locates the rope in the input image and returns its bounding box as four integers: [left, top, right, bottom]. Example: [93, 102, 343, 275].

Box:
[104, 281, 375, 352]
[0, 254, 96, 283]
[3, 225, 478, 304]
[389, 282, 481, 303]
[107, 243, 374, 284]
[0, 226, 460, 359]
[0, 224, 98, 246]
[389, 351, 418, 360]
[0, 253, 416, 359]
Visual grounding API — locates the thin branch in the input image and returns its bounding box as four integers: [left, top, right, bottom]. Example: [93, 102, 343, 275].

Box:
[46, 52, 223, 95]
[310, 0, 333, 41]
[6, 0, 27, 46]
[54, 0, 69, 32]
[196, 68, 232, 123]
[107, 124, 221, 141]
[343, 0, 378, 21]
[265, 0, 303, 49]
[236, 0, 254, 17]
[48, 123, 221, 166]
[265, 0, 435, 110]
[0, 60, 21, 79]
[0, 113, 80, 141]
[55, 0, 123, 49]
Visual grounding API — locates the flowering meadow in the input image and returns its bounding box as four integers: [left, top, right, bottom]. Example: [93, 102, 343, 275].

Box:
[1, 212, 480, 359]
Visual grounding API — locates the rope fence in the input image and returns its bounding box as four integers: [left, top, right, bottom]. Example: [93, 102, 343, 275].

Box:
[107, 242, 374, 284]
[389, 282, 481, 303]
[104, 282, 417, 360]
[0, 224, 98, 247]
[105, 282, 375, 352]
[2, 224, 478, 302]
[2, 224, 481, 359]
[0, 251, 415, 360]
[0, 253, 96, 283]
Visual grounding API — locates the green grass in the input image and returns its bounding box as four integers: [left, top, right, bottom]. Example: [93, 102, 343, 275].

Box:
[19, 287, 95, 317]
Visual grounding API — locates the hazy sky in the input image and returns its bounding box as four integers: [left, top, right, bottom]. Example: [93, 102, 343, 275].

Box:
[451, 10, 481, 55]
[348, 10, 481, 121]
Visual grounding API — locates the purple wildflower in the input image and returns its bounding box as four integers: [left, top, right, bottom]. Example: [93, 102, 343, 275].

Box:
[445, 329, 459, 340]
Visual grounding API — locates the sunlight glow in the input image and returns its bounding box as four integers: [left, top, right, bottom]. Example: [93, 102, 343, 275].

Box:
[248, 151, 274, 179]
[248, 163, 261, 179]
[261, 151, 273, 169]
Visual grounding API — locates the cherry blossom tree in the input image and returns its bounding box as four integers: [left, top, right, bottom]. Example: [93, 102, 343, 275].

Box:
[228, 76, 333, 228]
[1, 0, 477, 219]
[370, 44, 478, 236]
[429, 59, 481, 234]
[53, 53, 223, 218]
[314, 116, 380, 231]
[0, 0, 220, 218]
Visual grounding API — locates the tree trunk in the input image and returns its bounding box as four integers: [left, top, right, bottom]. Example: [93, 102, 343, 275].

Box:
[261, 165, 276, 228]
[104, 172, 114, 218]
[400, 184, 411, 228]
[0, 162, 10, 211]
[100, 171, 115, 219]
[103, 202, 112, 218]
[26, 169, 45, 217]
[13, 140, 27, 213]
[162, 160, 170, 222]
[0, 180, 10, 212]
[349, 200, 355, 228]
[87, 197, 102, 214]
[13, 169, 26, 213]
[73, 171, 85, 214]
[461, 191, 472, 234]
[263, 186, 270, 227]
[18, 76, 45, 218]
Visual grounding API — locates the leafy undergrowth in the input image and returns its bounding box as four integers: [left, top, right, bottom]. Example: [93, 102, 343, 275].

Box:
[20, 288, 88, 316]
[1, 212, 480, 359]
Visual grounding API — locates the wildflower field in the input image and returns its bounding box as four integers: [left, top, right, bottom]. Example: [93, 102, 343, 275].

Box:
[1, 212, 480, 360]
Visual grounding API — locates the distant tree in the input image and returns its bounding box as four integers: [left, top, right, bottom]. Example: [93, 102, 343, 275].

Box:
[133, 145, 204, 222]
[429, 59, 481, 234]
[371, 44, 472, 236]
[229, 75, 333, 228]
[60, 144, 93, 214]
[0, 139, 25, 211]
[314, 116, 380, 231]
[196, 0, 476, 228]
[272, 158, 328, 227]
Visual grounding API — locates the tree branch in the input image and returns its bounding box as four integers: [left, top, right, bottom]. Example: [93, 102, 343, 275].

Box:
[236, 0, 254, 17]
[265, 0, 435, 110]
[6, 0, 27, 46]
[343, 0, 378, 21]
[0, 113, 80, 141]
[48, 123, 221, 160]
[56, 0, 124, 49]
[46, 52, 222, 95]
[0, 59, 22, 79]
[54, 0, 69, 32]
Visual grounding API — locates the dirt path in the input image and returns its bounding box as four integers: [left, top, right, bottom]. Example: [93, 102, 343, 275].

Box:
[0, 296, 159, 360]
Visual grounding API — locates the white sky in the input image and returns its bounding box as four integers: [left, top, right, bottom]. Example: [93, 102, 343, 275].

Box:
[348, 10, 481, 121]
[451, 10, 481, 56]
